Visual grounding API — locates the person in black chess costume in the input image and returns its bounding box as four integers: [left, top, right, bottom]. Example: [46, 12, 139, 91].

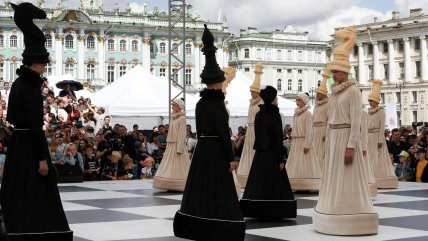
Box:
[0, 3, 72, 241]
[240, 86, 297, 219]
[173, 24, 246, 241]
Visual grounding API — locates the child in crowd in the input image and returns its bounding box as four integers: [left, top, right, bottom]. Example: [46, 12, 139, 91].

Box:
[118, 157, 135, 180]
[395, 151, 415, 181]
[83, 145, 99, 181]
[416, 148, 428, 183]
[140, 158, 155, 179]
[102, 151, 122, 180]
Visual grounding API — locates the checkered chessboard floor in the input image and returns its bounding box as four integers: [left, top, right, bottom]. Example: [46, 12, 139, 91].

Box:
[60, 180, 428, 241]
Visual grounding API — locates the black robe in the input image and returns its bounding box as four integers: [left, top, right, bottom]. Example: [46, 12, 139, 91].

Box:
[240, 104, 297, 219]
[1, 66, 72, 241]
[173, 89, 246, 241]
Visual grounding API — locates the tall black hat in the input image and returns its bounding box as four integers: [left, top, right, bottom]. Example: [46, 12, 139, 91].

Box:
[11, 2, 50, 65]
[200, 24, 225, 84]
[260, 86, 277, 104]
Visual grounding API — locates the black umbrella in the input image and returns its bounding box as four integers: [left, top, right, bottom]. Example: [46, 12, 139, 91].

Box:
[56, 80, 83, 91]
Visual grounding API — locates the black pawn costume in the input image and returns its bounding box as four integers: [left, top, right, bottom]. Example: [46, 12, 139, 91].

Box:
[240, 86, 297, 219]
[173, 25, 246, 241]
[0, 3, 72, 241]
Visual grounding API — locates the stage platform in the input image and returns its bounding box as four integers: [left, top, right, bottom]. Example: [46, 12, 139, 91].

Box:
[59, 180, 428, 241]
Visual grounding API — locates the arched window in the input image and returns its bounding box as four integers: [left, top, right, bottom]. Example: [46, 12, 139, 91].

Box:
[86, 36, 95, 50]
[86, 64, 95, 81]
[10, 35, 18, 48]
[0, 35, 3, 47]
[185, 43, 192, 55]
[287, 79, 292, 91]
[131, 40, 138, 52]
[298, 79, 303, 91]
[64, 35, 74, 49]
[160, 42, 166, 53]
[172, 43, 178, 54]
[107, 39, 115, 51]
[277, 79, 282, 91]
[45, 34, 52, 48]
[119, 40, 127, 51]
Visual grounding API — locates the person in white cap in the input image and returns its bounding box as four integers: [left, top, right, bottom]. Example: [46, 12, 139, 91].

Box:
[286, 92, 321, 191]
[313, 26, 378, 236]
[153, 98, 191, 191]
[368, 80, 398, 189]
[236, 62, 264, 187]
[312, 66, 330, 171]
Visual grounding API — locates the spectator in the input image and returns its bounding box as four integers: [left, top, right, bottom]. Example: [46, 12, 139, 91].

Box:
[118, 157, 135, 180]
[0, 142, 6, 177]
[86, 104, 105, 134]
[146, 132, 159, 156]
[42, 85, 50, 106]
[415, 148, 428, 182]
[78, 139, 88, 153]
[63, 143, 84, 170]
[99, 116, 112, 134]
[133, 124, 139, 132]
[58, 84, 77, 102]
[52, 133, 67, 163]
[395, 151, 415, 181]
[157, 125, 167, 158]
[234, 129, 246, 161]
[83, 145, 99, 181]
[57, 99, 68, 124]
[118, 125, 136, 158]
[140, 158, 155, 179]
[82, 112, 95, 129]
[388, 128, 411, 164]
[1, 82, 10, 104]
[102, 151, 121, 180]
[186, 129, 197, 158]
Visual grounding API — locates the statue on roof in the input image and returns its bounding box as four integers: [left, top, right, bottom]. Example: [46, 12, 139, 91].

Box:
[36, 0, 44, 8]
[143, 0, 148, 16]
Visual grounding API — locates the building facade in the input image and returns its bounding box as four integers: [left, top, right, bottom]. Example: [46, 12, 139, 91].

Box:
[228, 25, 329, 103]
[0, 0, 230, 92]
[333, 8, 428, 126]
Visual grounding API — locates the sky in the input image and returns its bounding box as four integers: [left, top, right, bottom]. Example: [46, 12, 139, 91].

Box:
[22, 0, 428, 40]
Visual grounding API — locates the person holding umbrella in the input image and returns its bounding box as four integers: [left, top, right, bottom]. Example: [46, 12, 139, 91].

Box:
[56, 79, 83, 102]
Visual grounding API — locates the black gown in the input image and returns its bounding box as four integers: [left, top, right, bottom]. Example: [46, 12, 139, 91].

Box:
[174, 89, 246, 241]
[240, 104, 297, 219]
[1, 66, 73, 241]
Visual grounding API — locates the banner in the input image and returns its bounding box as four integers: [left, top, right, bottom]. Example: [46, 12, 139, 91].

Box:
[385, 102, 398, 130]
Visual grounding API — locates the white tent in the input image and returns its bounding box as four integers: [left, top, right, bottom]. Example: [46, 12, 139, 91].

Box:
[46, 74, 93, 99]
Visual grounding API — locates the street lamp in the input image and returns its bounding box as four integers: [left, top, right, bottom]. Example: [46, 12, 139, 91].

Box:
[395, 81, 405, 126]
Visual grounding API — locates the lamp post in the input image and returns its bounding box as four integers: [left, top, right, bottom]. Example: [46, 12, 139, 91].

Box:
[395, 81, 405, 126]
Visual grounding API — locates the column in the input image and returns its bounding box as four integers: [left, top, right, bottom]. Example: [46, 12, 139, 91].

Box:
[403, 37, 411, 82]
[388, 39, 396, 83]
[78, 29, 85, 80]
[357, 43, 366, 84]
[195, 35, 203, 86]
[372, 41, 380, 79]
[142, 37, 151, 71]
[421, 36, 428, 81]
[55, 30, 63, 75]
[98, 34, 105, 82]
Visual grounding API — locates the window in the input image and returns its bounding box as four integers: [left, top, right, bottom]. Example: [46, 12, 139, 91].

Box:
[244, 49, 249, 58]
[287, 79, 292, 91]
[45, 34, 52, 48]
[132, 40, 138, 52]
[298, 79, 303, 91]
[297, 69, 303, 74]
[150, 42, 155, 54]
[354, 66, 359, 80]
[45, 62, 53, 76]
[159, 67, 166, 76]
[229, 52, 232, 60]
[368, 65, 373, 80]
[244, 67, 250, 72]
[160, 42, 166, 53]
[287, 50, 292, 60]
[413, 111, 417, 123]
[9, 62, 17, 80]
[383, 42, 388, 53]
[172, 43, 178, 54]
[353, 46, 358, 56]
[399, 62, 404, 78]
[10, 35, 17, 48]
[316, 51, 322, 61]
[64, 63, 74, 76]
[317, 70, 322, 75]
[412, 91, 417, 103]
[415, 39, 421, 51]
[287, 69, 292, 74]
[317, 80, 321, 87]
[185, 69, 192, 85]
[119, 40, 127, 52]
[368, 44, 373, 55]
[235, 49, 238, 59]
[396, 92, 401, 102]
[119, 66, 127, 77]
[297, 50, 303, 61]
[0, 35, 3, 47]
[0, 63, 3, 81]
[86, 64, 95, 82]
[384, 64, 389, 79]
[86, 36, 95, 50]
[277, 79, 282, 91]
[107, 66, 115, 83]
[381, 93, 385, 103]
[256, 49, 262, 59]
[172, 68, 178, 82]
[277, 69, 282, 73]
[266, 48, 272, 59]
[398, 41, 404, 52]
[416, 61, 421, 77]
[107, 39, 115, 51]
[64, 35, 74, 49]
[276, 50, 282, 60]
[185, 43, 192, 55]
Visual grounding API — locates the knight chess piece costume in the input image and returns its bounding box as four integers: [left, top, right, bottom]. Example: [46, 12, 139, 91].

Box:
[240, 86, 297, 219]
[173, 25, 246, 241]
[0, 2, 72, 241]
